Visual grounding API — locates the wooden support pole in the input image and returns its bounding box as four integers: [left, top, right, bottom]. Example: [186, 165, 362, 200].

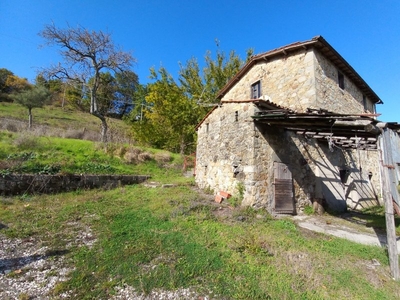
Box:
[380, 127, 400, 280]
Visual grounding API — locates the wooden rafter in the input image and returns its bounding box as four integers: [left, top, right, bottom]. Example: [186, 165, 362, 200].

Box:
[252, 108, 388, 150]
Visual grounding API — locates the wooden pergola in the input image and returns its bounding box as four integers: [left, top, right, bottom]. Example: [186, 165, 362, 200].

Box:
[252, 107, 385, 150]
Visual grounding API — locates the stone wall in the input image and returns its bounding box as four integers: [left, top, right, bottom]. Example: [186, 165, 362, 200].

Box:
[195, 102, 258, 201]
[196, 101, 381, 213]
[0, 174, 150, 196]
[220, 47, 373, 115]
[314, 50, 375, 114]
[222, 49, 316, 112]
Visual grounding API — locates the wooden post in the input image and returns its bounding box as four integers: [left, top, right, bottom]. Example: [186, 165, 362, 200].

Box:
[380, 127, 400, 280]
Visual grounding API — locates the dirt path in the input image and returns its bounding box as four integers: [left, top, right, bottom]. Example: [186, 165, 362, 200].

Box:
[293, 213, 400, 252]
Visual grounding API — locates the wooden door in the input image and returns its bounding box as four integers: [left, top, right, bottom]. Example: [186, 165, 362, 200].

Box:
[274, 162, 295, 214]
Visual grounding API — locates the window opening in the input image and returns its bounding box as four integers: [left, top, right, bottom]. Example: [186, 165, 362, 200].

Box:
[338, 72, 345, 89]
[251, 81, 261, 99]
[363, 95, 367, 110]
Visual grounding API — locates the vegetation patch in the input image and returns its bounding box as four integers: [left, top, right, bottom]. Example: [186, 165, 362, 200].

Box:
[1, 131, 400, 299]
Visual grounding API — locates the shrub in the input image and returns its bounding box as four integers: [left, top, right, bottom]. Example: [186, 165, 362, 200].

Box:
[13, 133, 39, 150]
[138, 152, 152, 162]
[154, 152, 172, 165]
[123, 147, 142, 164]
[114, 146, 127, 158]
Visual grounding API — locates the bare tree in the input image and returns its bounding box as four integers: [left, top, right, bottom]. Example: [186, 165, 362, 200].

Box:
[39, 23, 135, 142]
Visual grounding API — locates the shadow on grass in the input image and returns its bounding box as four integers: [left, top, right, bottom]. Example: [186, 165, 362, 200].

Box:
[0, 249, 69, 274]
[338, 209, 400, 247]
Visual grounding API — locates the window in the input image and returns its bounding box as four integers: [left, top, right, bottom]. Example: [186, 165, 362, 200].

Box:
[363, 95, 376, 113]
[338, 72, 345, 89]
[362, 95, 367, 111]
[251, 81, 261, 99]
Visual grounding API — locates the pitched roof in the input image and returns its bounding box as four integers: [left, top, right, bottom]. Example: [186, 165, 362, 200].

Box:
[216, 36, 383, 104]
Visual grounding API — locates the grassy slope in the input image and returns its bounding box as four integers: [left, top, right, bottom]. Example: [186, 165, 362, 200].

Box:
[2, 183, 400, 299]
[0, 131, 183, 180]
[0, 102, 132, 132]
[1, 107, 400, 298]
[1, 102, 99, 131]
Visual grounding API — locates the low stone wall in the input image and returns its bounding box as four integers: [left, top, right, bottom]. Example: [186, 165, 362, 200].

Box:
[0, 174, 150, 196]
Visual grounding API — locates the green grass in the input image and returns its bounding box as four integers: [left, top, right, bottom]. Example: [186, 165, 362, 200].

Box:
[0, 102, 131, 133]
[0, 132, 186, 182]
[1, 129, 400, 299]
[359, 206, 400, 236]
[1, 184, 400, 299]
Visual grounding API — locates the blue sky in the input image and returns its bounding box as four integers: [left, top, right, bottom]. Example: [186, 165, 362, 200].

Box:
[1, 0, 399, 121]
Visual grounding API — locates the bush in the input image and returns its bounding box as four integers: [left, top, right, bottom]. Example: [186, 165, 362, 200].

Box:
[138, 152, 152, 162]
[154, 152, 172, 165]
[114, 146, 127, 158]
[123, 147, 142, 164]
[13, 133, 39, 150]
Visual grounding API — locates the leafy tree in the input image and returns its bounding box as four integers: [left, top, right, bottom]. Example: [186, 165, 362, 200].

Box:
[87, 72, 116, 116]
[130, 45, 250, 154]
[11, 85, 51, 129]
[112, 70, 139, 118]
[35, 74, 63, 105]
[132, 68, 200, 154]
[0, 69, 13, 102]
[179, 44, 252, 105]
[64, 80, 87, 111]
[0, 68, 14, 102]
[39, 23, 136, 142]
[5, 74, 30, 94]
[124, 83, 149, 122]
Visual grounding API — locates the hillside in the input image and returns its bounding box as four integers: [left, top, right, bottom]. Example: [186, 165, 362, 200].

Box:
[0, 102, 132, 142]
[1, 104, 400, 299]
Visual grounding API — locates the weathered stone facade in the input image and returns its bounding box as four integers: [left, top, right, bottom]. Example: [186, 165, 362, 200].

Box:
[222, 49, 316, 112]
[195, 102, 258, 204]
[196, 37, 382, 214]
[314, 51, 375, 114]
[221, 48, 376, 115]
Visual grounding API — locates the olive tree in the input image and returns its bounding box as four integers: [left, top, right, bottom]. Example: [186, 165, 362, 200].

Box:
[11, 86, 51, 129]
[39, 23, 136, 142]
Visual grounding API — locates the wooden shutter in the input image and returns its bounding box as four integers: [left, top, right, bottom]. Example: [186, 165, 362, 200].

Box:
[274, 162, 295, 214]
[251, 81, 260, 99]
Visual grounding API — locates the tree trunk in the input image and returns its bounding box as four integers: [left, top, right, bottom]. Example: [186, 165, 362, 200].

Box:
[179, 136, 186, 155]
[90, 83, 108, 142]
[100, 116, 108, 143]
[28, 107, 33, 129]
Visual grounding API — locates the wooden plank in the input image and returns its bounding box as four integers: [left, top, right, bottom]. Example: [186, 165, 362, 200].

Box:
[380, 128, 400, 280]
[274, 179, 294, 213]
[274, 162, 295, 214]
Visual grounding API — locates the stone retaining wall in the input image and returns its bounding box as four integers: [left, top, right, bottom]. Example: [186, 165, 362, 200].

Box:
[0, 174, 150, 196]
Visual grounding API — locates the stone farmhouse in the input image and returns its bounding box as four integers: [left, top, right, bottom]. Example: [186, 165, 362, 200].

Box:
[195, 36, 400, 214]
